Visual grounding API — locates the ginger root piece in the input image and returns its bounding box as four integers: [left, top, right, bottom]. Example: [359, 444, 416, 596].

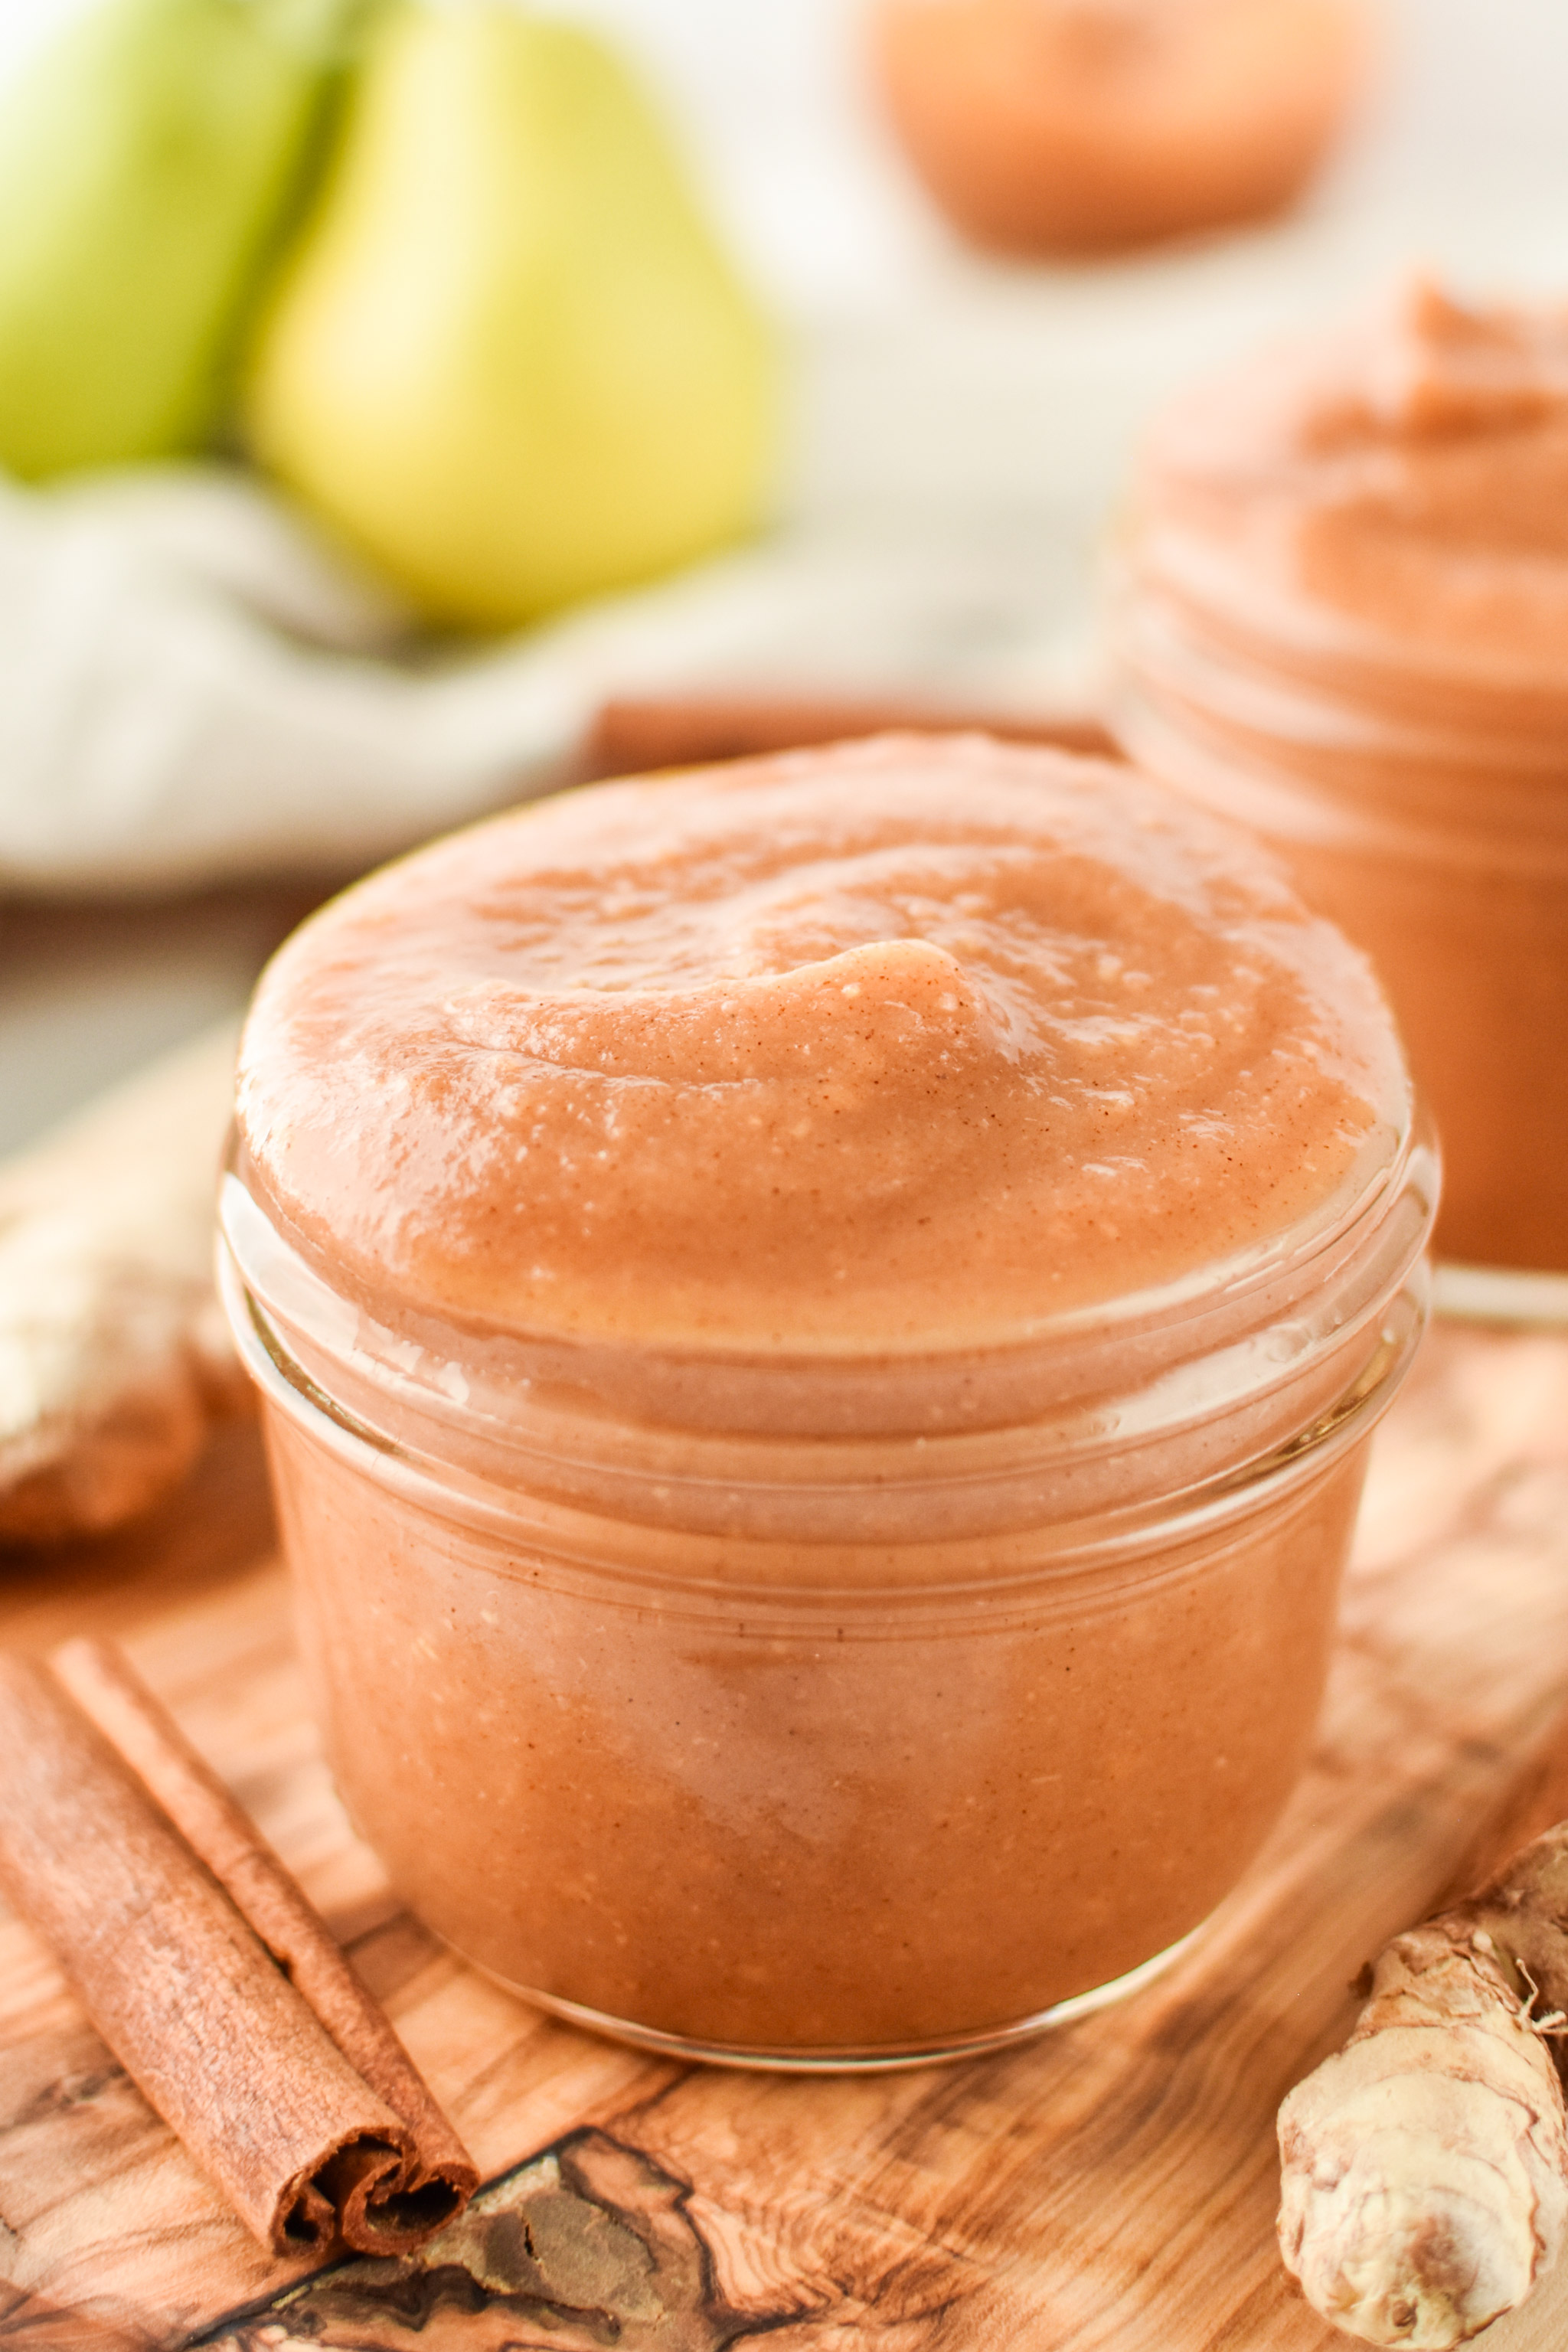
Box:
[1279, 1828, 1568, 2346]
[0, 1019, 243, 1543]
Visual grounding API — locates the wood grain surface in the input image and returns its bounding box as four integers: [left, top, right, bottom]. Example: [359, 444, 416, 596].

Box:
[3, 1321, 1568, 2350]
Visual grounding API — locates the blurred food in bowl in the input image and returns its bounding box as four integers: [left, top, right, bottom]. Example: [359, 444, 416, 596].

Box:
[870, 0, 1369, 256]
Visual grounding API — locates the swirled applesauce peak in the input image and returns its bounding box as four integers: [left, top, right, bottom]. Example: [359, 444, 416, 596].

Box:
[237, 734, 1407, 1352]
[1136, 281, 1568, 691]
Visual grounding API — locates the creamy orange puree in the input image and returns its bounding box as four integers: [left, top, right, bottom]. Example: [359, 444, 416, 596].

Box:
[230, 736, 1427, 2056]
[1119, 283, 1568, 1271]
[871, 0, 1366, 257]
[238, 733, 1398, 1354]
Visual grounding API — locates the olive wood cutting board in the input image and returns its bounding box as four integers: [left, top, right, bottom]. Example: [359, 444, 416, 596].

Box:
[4, 1318, 1568, 2352]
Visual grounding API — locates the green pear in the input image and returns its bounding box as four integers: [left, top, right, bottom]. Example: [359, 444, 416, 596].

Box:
[244, 2, 779, 628]
[0, 0, 369, 479]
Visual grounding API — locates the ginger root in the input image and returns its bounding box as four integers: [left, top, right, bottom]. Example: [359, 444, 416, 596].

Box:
[0, 1019, 244, 1543]
[1279, 1826, 1568, 2346]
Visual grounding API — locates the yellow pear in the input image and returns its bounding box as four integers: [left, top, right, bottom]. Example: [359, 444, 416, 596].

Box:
[244, 2, 779, 628]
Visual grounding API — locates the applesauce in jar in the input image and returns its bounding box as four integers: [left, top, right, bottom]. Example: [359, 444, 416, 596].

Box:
[1116, 283, 1568, 1289]
[222, 734, 1433, 2064]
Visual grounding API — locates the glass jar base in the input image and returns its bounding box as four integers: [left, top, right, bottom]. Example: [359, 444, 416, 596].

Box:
[462, 1918, 1210, 2073]
[1434, 1260, 1568, 1331]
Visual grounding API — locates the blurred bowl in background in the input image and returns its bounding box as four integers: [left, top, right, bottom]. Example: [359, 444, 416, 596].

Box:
[869, 0, 1370, 256]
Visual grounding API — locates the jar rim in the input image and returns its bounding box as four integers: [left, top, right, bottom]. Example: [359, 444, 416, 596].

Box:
[221, 1230, 1429, 1607]
[220, 1093, 1433, 1446]
[220, 1095, 1435, 1577]
[1113, 539, 1568, 867]
[1125, 521, 1568, 726]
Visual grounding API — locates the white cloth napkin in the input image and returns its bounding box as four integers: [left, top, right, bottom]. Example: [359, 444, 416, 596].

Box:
[0, 461, 1100, 897]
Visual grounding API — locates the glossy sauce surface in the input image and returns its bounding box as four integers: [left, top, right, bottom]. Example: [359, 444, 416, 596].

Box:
[238, 733, 1402, 1354]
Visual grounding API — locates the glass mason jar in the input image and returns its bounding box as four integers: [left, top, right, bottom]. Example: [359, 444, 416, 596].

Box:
[1114, 577, 1568, 1310]
[220, 1109, 1435, 2070]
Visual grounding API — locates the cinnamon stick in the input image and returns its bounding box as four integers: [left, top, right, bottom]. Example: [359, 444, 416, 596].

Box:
[51, 1636, 476, 2212]
[0, 1649, 475, 2256]
[579, 692, 1120, 780]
